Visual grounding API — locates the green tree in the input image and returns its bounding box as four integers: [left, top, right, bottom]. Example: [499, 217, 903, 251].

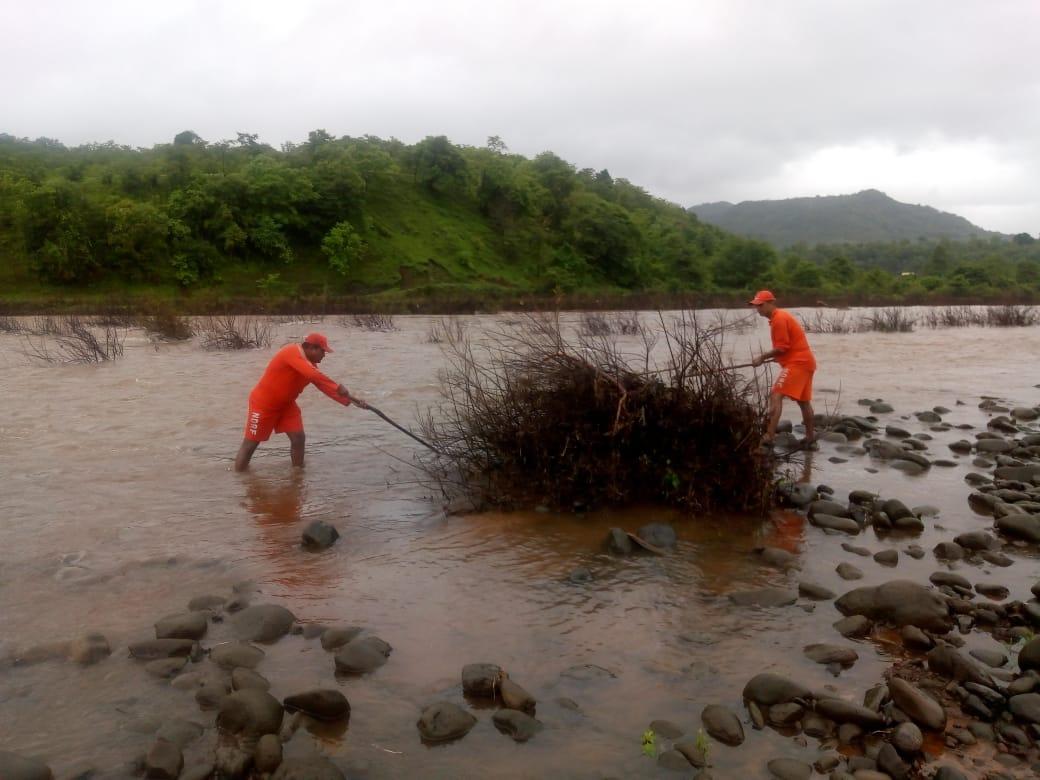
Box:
[321, 221, 365, 275]
[712, 238, 776, 289]
[411, 136, 467, 193]
[173, 130, 206, 146]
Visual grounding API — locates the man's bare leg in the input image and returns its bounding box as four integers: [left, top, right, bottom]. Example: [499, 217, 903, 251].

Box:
[765, 393, 784, 443]
[235, 439, 260, 472]
[287, 431, 306, 468]
[798, 400, 816, 444]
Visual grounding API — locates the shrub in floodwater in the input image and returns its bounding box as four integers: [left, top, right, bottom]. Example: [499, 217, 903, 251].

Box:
[860, 307, 916, 333]
[799, 310, 858, 334]
[984, 304, 1037, 327]
[20, 316, 125, 364]
[418, 313, 775, 514]
[424, 316, 467, 345]
[137, 305, 195, 341]
[199, 315, 272, 350]
[344, 313, 397, 331]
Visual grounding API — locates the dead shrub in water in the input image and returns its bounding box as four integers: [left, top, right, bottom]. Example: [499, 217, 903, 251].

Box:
[137, 307, 195, 341]
[418, 313, 774, 514]
[20, 317, 125, 364]
[578, 311, 645, 337]
[861, 307, 916, 333]
[0, 315, 23, 333]
[343, 313, 397, 331]
[920, 306, 981, 328]
[425, 317, 467, 345]
[984, 305, 1037, 327]
[799, 310, 859, 334]
[199, 316, 272, 350]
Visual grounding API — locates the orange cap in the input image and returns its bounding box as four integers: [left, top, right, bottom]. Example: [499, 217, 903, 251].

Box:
[748, 290, 776, 305]
[304, 332, 333, 352]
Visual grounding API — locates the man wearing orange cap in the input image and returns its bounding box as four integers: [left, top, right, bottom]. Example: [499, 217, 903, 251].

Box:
[749, 291, 817, 450]
[234, 332, 367, 471]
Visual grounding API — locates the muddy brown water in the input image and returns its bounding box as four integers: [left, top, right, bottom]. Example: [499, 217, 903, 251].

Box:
[1, 310, 1039, 778]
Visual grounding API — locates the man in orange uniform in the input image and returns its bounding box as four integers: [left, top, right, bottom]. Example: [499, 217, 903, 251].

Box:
[749, 291, 817, 449]
[234, 332, 366, 471]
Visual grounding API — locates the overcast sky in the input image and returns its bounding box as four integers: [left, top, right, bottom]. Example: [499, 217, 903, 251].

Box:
[4, 0, 1038, 233]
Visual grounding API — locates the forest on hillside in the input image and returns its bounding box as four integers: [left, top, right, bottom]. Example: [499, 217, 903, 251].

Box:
[1, 131, 1038, 309]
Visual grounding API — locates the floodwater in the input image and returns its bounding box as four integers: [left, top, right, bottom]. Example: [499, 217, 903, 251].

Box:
[1, 309, 1039, 779]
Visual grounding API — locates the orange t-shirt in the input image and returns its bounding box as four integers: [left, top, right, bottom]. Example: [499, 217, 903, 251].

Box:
[769, 309, 815, 369]
[249, 344, 350, 410]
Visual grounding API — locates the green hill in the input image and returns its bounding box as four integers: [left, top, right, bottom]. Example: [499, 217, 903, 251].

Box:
[689, 189, 1004, 247]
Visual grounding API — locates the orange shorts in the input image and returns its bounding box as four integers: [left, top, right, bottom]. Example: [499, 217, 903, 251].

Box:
[772, 364, 814, 402]
[244, 401, 303, 442]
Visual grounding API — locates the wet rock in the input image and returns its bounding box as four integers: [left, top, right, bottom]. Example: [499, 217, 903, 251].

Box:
[729, 587, 798, 608]
[231, 604, 296, 643]
[145, 657, 187, 678]
[210, 642, 264, 670]
[645, 719, 683, 739]
[605, 527, 633, 555]
[834, 615, 873, 638]
[129, 639, 195, 660]
[767, 702, 805, 726]
[188, 594, 226, 611]
[876, 742, 910, 780]
[301, 520, 339, 550]
[870, 402, 894, 413]
[67, 633, 111, 666]
[811, 514, 861, 534]
[835, 580, 952, 631]
[217, 689, 284, 739]
[638, 522, 677, 548]
[815, 698, 886, 728]
[805, 644, 858, 668]
[778, 481, 817, 508]
[809, 499, 851, 518]
[766, 757, 812, 779]
[254, 733, 282, 773]
[842, 543, 871, 557]
[799, 581, 836, 600]
[334, 636, 392, 675]
[889, 677, 946, 730]
[933, 541, 966, 560]
[979, 550, 1014, 566]
[417, 701, 477, 743]
[756, 546, 800, 569]
[996, 513, 1040, 543]
[283, 689, 350, 721]
[900, 625, 933, 649]
[501, 678, 536, 714]
[155, 719, 203, 748]
[144, 739, 182, 780]
[932, 767, 969, 780]
[882, 499, 914, 521]
[742, 673, 811, 706]
[155, 612, 208, 641]
[836, 563, 863, 580]
[492, 708, 543, 741]
[701, 704, 744, 745]
[674, 740, 708, 767]
[567, 566, 593, 583]
[802, 712, 835, 738]
[195, 680, 230, 711]
[874, 550, 899, 567]
[461, 662, 505, 697]
[969, 648, 1007, 668]
[837, 722, 863, 744]
[1018, 637, 1040, 671]
[0, 752, 53, 780]
[905, 544, 926, 559]
[231, 668, 270, 692]
[319, 626, 364, 651]
[927, 645, 994, 686]
[892, 721, 922, 753]
[1009, 692, 1040, 723]
[271, 758, 345, 780]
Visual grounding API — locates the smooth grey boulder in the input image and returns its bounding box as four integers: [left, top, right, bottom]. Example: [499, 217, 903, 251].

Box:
[815, 698, 885, 728]
[216, 689, 284, 739]
[155, 612, 208, 641]
[996, 513, 1040, 543]
[701, 704, 744, 746]
[231, 668, 270, 692]
[417, 701, 477, 743]
[462, 662, 505, 697]
[231, 604, 296, 643]
[320, 626, 364, 651]
[638, 522, 678, 548]
[742, 673, 811, 706]
[605, 527, 633, 554]
[804, 644, 858, 668]
[1018, 637, 1040, 672]
[810, 514, 860, 534]
[500, 678, 536, 714]
[129, 639, 194, 660]
[835, 580, 952, 631]
[301, 520, 339, 550]
[893, 721, 923, 753]
[271, 758, 345, 780]
[926, 645, 994, 687]
[283, 689, 350, 721]
[766, 758, 811, 780]
[492, 708, 543, 741]
[144, 739, 183, 780]
[799, 581, 836, 600]
[889, 677, 946, 730]
[333, 636, 392, 674]
[210, 641, 264, 670]
[1009, 693, 1040, 723]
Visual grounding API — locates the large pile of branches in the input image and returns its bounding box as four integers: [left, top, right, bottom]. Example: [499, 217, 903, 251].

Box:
[419, 313, 775, 514]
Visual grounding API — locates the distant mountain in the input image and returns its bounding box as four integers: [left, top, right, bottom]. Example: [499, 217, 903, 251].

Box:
[688, 189, 1005, 246]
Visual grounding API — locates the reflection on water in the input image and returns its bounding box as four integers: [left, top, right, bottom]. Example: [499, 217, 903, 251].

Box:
[2, 312, 1040, 777]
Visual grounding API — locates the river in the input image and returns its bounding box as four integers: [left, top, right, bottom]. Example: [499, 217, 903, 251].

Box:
[1, 309, 1038, 778]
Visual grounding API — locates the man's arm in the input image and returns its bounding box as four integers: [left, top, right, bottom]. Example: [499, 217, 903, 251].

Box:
[286, 348, 356, 407]
[752, 316, 791, 366]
